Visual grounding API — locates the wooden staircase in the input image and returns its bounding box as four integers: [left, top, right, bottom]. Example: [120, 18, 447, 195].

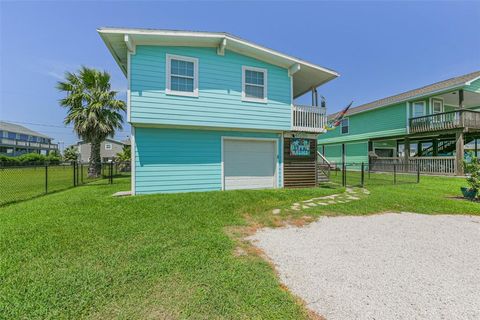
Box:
[316, 151, 332, 185]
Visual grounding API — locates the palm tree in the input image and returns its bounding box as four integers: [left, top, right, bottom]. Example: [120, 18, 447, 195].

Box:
[57, 67, 126, 177]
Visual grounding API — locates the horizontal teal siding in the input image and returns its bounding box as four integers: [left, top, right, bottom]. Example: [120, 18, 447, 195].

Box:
[130, 46, 292, 131]
[134, 127, 283, 194]
[323, 144, 342, 165]
[321, 140, 368, 170]
[318, 102, 407, 144]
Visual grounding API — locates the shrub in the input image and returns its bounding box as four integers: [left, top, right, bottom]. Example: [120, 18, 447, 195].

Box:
[464, 155, 480, 198]
[0, 153, 62, 166]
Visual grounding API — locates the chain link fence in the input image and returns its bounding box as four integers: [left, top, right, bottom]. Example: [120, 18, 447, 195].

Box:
[0, 161, 131, 206]
[328, 162, 420, 187]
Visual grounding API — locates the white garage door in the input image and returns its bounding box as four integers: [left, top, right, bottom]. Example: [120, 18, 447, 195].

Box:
[223, 139, 277, 190]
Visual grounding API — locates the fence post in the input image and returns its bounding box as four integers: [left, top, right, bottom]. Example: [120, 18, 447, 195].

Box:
[80, 163, 84, 184]
[73, 162, 76, 187]
[361, 162, 365, 187]
[393, 164, 397, 184]
[342, 162, 346, 187]
[417, 165, 420, 183]
[45, 164, 48, 194]
[110, 161, 114, 184]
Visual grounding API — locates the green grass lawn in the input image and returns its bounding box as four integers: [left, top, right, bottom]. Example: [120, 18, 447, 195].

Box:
[0, 174, 478, 319]
[0, 164, 127, 206]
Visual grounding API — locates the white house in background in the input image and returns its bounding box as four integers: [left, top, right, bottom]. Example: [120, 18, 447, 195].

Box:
[76, 138, 130, 163]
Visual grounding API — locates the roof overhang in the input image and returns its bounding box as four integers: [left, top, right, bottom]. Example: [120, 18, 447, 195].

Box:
[97, 28, 339, 98]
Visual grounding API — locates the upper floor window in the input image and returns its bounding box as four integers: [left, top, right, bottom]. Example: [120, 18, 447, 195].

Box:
[432, 99, 444, 114]
[341, 118, 349, 134]
[412, 101, 426, 118]
[105, 143, 112, 150]
[166, 54, 198, 97]
[242, 66, 267, 103]
[8, 132, 16, 139]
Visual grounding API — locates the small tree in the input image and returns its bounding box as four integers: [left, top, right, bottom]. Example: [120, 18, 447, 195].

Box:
[115, 144, 131, 162]
[57, 67, 126, 177]
[63, 145, 79, 161]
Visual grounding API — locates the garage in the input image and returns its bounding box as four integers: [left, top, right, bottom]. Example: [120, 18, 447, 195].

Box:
[223, 138, 277, 190]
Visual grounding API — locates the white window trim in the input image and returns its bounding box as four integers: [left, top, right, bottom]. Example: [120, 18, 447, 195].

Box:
[105, 143, 112, 150]
[242, 66, 268, 103]
[431, 98, 444, 114]
[341, 117, 349, 134]
[412, 101, 426, 118]
[165, 54, 199, 97]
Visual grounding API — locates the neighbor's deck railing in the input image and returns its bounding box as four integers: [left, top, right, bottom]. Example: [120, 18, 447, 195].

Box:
[292, 105, 327, 133]
[370, 156, 455, 175]
[409, 109, 480, 134]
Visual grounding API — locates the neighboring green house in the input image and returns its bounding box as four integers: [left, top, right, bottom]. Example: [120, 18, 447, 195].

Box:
[318, 71, 480, 175]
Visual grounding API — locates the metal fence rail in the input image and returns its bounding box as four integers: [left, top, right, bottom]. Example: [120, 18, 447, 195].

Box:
[0, 161, 131, 206]
[328, 162, 420, 187]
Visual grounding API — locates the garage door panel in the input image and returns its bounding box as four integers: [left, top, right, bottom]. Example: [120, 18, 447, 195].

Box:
[224, 139, 276, 190]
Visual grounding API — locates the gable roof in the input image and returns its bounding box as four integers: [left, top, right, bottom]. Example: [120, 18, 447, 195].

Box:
[0, 121, 52, 139]
[330, 70, 480, 118]
[97, 27, 339, 98]
[76, 138, 127, 146]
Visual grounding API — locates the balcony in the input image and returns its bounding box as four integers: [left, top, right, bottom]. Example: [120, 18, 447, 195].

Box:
[292, 105, 327, 133]
[409, 109, 480, 134]
[0, 138, 58, 150]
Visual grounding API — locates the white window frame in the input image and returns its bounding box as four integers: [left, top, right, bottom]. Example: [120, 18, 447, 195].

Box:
[242, 66, 268, 103]
[165, 54, 199, 97]
[431, 98, 444, 114]
[341, 117, 349, 134]
[105, 143, 112, 151]
[412, 101, 426, 118]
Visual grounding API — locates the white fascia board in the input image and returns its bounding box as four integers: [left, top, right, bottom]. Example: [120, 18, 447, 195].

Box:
[335, 84, 467, 118]
[97, 28, 339, 78]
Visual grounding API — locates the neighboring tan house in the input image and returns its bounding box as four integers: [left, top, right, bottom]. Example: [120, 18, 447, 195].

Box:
[98, 27, 338, 194]
[0, 121, 58, 156]
[318, 71, 480, 175]
[77, 138, 130, 163]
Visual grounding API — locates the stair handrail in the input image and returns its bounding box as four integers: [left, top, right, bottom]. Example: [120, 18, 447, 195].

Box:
[317, 151, 331, 166]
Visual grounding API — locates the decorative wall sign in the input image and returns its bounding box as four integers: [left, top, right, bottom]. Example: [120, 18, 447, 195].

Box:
[290, 138, 310, 156]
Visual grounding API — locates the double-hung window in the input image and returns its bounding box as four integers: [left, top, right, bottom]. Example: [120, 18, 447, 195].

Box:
[341, 118, 349, 134]
[432, 98, 444, 114]
[166, 54, 198, 97]
[242, 66, 267, 103]
[412, 101, 426, 118]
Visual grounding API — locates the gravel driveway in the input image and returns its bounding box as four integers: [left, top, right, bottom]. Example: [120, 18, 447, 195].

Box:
[249, 213, 480, 320]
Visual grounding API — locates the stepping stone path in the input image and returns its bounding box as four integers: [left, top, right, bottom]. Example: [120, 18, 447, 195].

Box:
[271, 187, 369, 215]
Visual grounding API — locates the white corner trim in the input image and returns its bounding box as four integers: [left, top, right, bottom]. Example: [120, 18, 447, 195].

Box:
[241, 66, 268, 104]
[131, 126, 136, 195]
[165, 53, 199, 97]
[406, 101, 410, 134]
[217, 38, 227, 56]
[127, 51, 131, 122]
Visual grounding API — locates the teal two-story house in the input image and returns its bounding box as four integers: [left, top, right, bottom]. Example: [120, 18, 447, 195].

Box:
[318, 71, 480, 175]
[99, 28, 338, 194]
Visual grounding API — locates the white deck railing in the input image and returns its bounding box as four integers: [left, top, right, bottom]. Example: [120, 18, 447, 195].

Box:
[292, 105, 327, 133]
[370, 156, 456, 175]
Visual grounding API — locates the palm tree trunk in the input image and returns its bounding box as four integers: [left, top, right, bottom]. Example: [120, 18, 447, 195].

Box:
[88, 140, 102, 178]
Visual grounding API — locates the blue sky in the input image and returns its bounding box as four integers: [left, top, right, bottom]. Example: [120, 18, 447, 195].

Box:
[1, 1, 479, 149]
